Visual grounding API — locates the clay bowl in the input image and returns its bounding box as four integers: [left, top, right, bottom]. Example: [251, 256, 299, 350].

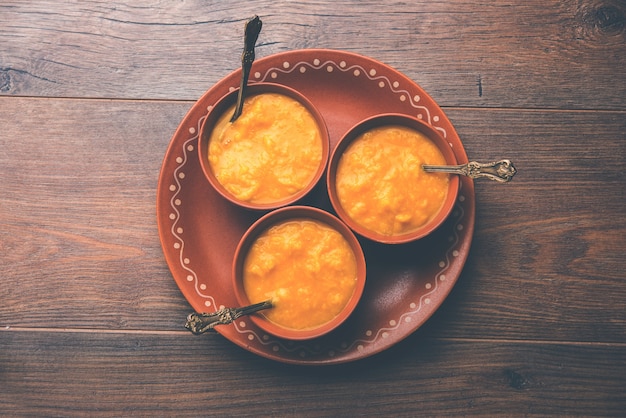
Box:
[232, 206, 366, 340]
[198, 83, 330, 211]
[327, 113, 460, 244]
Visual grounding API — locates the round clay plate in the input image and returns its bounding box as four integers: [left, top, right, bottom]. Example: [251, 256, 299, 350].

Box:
[157, 49, 475, 365]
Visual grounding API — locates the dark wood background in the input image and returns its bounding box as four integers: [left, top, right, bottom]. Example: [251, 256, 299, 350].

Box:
[1, 0, 625, 415]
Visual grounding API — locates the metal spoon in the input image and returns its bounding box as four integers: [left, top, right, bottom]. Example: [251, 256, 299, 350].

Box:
[230, 15, 263, 122]
[184, 300, 272, 335]
[423, 159, 517, 182]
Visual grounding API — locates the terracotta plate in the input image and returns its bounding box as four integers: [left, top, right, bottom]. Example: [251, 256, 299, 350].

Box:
[157, 49, 475, 365]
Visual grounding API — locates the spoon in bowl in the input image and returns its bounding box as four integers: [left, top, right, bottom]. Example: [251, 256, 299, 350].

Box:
[230, 15, 263, 122]
[423, 159, 517, 182]
[185, 300, 273, 334]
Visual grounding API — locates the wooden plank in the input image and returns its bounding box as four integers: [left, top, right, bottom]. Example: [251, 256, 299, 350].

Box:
[432, 108, 626, 342]
[0, 97, 191, 330]
[1, 97, 624, 344]
[1, 1, 624, 109]
[1, 329, 624, 416]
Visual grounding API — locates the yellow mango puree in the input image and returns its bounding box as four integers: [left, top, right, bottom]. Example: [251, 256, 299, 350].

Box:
[208, 93, 323, 204]
[336, 125, 449, 236]
[243, 219, 358, 330]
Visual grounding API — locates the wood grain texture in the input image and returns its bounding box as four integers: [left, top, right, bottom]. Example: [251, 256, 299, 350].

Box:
[1, 1, 625, 415]
[0, 97, 191, 330]
[1, 0, 624, 108]
[436, 108, 626, 341]
[1, 330, 625, 416]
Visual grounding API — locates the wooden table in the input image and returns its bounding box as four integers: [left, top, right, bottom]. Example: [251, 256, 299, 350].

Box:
[2, 1, 625, 415]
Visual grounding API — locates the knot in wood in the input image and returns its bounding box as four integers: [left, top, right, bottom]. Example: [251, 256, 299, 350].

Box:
[585, 4, 625, 35]
[0, 69, 11, 92]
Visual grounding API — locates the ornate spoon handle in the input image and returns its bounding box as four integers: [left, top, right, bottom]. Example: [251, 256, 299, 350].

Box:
[230, 15, 262, 122]
[423, 159, 517, 182]
[184, 300, 273, 335]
